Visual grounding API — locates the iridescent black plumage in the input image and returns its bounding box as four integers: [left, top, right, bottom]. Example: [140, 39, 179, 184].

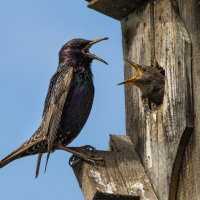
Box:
[0, 38, 108, 177]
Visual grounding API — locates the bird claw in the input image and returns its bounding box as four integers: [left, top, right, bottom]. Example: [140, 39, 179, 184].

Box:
[68, 153, 105, 167]
[61, 145, 104, 167]
[56, 144, 103, 167]
[69, 155, 79, 167]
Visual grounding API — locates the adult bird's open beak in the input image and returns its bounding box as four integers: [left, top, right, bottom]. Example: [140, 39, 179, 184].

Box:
[118, 59, 143, 85]
[82, 37, 109, 65]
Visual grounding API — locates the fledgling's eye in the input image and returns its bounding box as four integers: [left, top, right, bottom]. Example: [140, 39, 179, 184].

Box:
[142, 67, 147, 72]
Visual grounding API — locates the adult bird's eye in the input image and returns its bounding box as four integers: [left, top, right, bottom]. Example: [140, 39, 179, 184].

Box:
[72, 44, 81, 49]
[77, 43, 82, 47]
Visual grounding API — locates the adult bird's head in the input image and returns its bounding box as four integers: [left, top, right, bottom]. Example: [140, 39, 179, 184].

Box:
[118, 59, 165, 105]
[59, 38, 108, 66]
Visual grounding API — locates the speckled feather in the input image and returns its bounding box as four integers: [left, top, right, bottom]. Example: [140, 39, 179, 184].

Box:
[0, 39, 96, 176]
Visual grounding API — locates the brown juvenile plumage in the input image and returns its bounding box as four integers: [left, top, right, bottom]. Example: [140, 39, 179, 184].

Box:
[118, 59, 165, 105]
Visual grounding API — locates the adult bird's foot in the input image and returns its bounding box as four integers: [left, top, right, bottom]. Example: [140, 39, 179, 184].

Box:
[56, 145, 104, 167]
[68, 145, 104, 167]
[69, 154, 104, 167]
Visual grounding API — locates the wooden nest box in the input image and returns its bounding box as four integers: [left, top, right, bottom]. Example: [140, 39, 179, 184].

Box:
[73, 1, 200, 200]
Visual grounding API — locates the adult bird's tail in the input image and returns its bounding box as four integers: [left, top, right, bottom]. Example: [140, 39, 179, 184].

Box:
[0, 130, 47, 177]
[0, 141, 43, 168]
[0, 144, 30, 168]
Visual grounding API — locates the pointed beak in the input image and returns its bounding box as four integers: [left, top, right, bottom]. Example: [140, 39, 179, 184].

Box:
[118, 59, 143, 85]
[82, 37, 109, 65]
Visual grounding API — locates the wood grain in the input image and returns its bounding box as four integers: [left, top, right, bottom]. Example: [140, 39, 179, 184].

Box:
[175, 0, 200, 199]
[73, 135, 158, 200]
[80, 1, 200, 199]
[121, 1, 193, 199]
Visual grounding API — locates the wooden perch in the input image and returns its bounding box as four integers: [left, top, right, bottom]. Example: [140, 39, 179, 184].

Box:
[73, 135, 158, 200]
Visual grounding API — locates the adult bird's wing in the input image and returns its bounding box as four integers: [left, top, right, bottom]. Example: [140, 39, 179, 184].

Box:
[0, 64, 74, 177]
[42, 64, 74, 169]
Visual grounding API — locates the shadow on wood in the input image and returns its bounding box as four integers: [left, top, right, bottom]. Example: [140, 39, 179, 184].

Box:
[94, 192, 140, 200]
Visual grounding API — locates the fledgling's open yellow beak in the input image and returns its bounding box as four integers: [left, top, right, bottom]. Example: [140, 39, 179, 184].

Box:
[118, 59, 143, 85]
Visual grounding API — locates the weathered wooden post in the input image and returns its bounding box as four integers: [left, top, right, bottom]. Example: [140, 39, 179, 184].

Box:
[73, 1, 200, 199]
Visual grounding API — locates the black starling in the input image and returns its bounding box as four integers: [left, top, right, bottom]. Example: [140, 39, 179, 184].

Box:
[0, 37, 108, 177]
[118, 59, 165, 105]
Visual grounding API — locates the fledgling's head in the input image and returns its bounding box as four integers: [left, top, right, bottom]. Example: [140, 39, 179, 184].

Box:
[59, 38, 108, 66]
[118, 59, 163, 86]
[118, 59, 165, 105]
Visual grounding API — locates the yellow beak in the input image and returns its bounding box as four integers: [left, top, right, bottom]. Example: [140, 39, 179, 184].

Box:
[118, 59, 143, 85]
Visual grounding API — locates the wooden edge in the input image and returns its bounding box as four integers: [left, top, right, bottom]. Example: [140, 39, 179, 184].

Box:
[86, 0, 148, 20]
[73, 135, 158, 200]
[169, 14, 194, 200]
[169, 127, 194, 200]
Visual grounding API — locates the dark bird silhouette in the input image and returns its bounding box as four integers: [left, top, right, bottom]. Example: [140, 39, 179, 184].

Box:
[0, 37, 108, 177]
[118, 59, 165, 105]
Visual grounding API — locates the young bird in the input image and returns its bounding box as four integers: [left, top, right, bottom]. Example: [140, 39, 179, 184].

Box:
[0, 37, 108, 177]
[118, 59, 165, 105]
